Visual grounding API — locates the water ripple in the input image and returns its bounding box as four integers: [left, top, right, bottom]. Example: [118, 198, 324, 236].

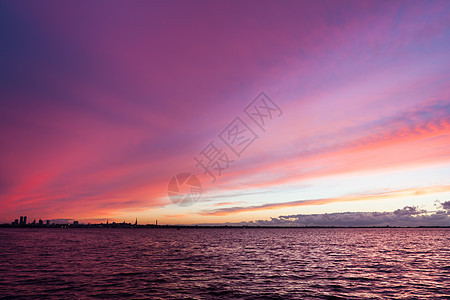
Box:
[0, 228, 449, 299]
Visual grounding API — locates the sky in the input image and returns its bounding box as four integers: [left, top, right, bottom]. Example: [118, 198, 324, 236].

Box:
[1, 0, 449, 226]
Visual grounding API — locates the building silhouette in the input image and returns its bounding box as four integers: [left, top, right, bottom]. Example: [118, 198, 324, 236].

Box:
[19, 216, 27, 225]
[6, 216, 161, 228]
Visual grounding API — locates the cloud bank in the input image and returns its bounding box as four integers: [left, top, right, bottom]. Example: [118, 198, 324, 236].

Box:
[231, 202, 450, 227]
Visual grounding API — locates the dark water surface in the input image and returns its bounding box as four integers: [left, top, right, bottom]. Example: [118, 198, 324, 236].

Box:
[0, 228, 449, 299]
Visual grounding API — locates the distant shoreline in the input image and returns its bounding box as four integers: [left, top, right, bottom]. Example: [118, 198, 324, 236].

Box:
[0, 225, 449, 229]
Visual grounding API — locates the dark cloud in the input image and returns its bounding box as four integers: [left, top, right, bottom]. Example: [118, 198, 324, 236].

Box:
[442, 201, 450, 210]
[434, 200, 450, 214]
[198, 205, 450, 227]
[258, 207, 450, 227]
[393, 206, 426, 216]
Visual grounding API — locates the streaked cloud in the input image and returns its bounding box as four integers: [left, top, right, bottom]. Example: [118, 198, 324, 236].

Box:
[200, 185, 450, 216]
[0, 1, 449, 223]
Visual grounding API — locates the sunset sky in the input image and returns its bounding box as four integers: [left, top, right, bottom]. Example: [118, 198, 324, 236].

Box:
[1, 0, 449, 226]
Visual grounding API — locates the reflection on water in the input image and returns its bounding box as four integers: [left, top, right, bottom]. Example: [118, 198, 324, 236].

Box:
[0, 228, 449, 299]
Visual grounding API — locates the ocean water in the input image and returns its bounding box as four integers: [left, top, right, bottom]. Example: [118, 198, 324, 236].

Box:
[0, 228, 448, 299]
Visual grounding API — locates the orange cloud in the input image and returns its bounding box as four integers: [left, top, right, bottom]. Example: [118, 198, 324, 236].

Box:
[213, 201, 246, 206]
[207, 102, 450, 194]
[200, 185, 450, 216]
[163, 214, 185, 218]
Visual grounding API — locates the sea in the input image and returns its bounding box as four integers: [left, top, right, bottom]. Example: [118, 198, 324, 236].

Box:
[0, 228, 448, 299]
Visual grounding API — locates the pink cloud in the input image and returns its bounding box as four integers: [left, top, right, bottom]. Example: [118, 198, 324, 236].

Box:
[200, 184, 450, 216]
[1, 0, 449, 222]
